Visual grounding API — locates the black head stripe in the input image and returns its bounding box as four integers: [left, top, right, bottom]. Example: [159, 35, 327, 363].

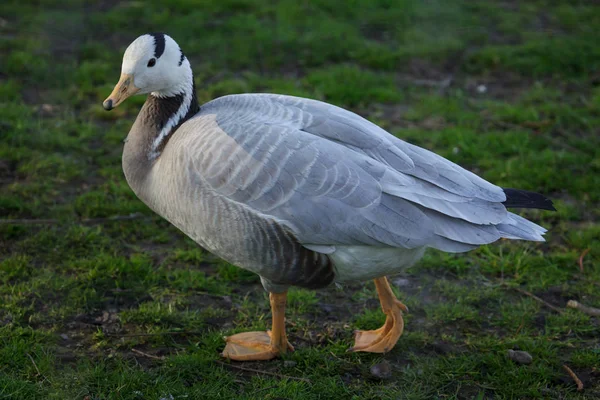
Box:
[149, 32, 166, 59]
[178, 48, 185, 66]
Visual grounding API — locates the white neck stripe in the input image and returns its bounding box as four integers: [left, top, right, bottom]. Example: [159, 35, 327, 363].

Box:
[148, 88, 192, 161]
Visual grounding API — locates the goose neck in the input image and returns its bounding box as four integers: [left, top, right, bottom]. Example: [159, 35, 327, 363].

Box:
[144, 79, 199, 161]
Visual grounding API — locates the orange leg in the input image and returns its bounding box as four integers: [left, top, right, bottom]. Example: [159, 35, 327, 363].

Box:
[350, 277, 408, 353]
[222, 292, 294, 361]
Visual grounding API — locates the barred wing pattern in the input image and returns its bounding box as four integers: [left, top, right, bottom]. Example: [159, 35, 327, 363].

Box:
[190, 93, 545, 254]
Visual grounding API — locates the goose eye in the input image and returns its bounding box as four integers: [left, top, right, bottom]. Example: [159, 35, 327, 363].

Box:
[147, 58, 156, 67]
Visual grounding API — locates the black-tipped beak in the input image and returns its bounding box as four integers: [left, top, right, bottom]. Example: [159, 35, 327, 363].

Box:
[103, 73, 139, 111]
[103, 99, 113, 111]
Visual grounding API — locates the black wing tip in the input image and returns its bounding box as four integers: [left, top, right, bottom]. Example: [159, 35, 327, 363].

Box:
[502, 188, 556, 211]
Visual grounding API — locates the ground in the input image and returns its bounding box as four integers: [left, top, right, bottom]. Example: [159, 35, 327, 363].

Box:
[1, 0, 599, 399]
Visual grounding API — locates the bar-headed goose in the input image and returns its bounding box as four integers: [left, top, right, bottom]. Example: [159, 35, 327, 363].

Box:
[104, 33, 555, 361]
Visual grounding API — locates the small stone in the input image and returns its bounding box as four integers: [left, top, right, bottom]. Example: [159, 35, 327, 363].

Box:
[370, 360, 392, 379]
[507, 350, 533, 365]
[432, 341, 453, 355]
[319, 303, 335, 313]
[60, 333, 69, 340]
[392, 278, 410, 287]
[476, 84, 487, 94]
[283, 360, 297, 368]
[38, 104, 58, 117]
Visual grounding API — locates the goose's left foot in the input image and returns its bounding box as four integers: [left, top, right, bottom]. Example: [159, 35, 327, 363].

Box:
[222, 292, 293, 361]
[350, 277, 407, 353]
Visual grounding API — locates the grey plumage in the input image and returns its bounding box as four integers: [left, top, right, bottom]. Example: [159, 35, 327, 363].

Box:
[196, 93, 544, 249]
[122, 92, 550, 291]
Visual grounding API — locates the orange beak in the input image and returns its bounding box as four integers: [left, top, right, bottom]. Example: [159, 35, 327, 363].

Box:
[103, 74, 139, 110]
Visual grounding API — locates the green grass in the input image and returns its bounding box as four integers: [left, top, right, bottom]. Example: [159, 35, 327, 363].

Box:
[1, 0, 600, 398]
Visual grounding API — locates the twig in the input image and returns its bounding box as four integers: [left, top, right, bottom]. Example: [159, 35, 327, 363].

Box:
[502, 284, 564, 314]
[562, 364, 584, 391]
[329, 351, 357, 365]
[193, 291, 232, 300]
[131, 348, 165, 360]
[0, 213, 151, 225]
[252, 385, 279, 394]
[108, 331, 205, 337]
[26, 353, 42, 375]
[578, 249, 590, 273]
[514, 320, 525, 335]
[1, 218, 59, 225]
[215, 360, 311, 383]
[398, 76, 453, 89]
[83, 213, 152, 224]
[289, 334, 314, 344]
[26, 353, 49, 383]
[107, 288, 133, 293]
[567, 300, 600, 317]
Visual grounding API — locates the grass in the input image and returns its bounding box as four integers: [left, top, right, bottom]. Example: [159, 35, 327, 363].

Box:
[1, 0, 599, 398]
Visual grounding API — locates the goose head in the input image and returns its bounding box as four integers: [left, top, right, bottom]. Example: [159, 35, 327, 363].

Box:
[103, 33, 192, 110]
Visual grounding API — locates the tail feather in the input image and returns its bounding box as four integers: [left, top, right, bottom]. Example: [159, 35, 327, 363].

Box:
[497, 212, 547, 242]
[502, 188, 556, 211]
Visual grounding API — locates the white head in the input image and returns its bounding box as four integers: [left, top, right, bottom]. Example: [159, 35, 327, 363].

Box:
[103, 33, 193, 110]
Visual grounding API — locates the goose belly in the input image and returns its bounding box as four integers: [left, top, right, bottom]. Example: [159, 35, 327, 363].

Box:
[138, 168, 425, 286]
[330, 246, 426, 283]
[131, 155, 422, 288]
[138, 167, 335, 289]
[142, 176, 269, 274]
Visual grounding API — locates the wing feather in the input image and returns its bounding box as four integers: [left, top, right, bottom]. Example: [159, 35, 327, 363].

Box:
[188, 94, 545, 252]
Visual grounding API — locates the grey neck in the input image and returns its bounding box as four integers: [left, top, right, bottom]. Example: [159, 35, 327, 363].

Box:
[122, 80, 199, 192]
